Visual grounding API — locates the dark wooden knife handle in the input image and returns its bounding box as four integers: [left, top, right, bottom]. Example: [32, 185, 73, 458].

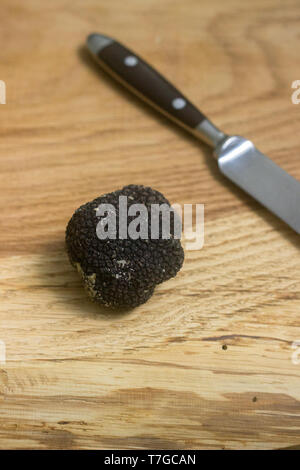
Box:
[94, 39, 207, 131]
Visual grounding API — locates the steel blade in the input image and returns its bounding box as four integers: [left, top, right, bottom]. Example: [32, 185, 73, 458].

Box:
[215, 136, 300, 233]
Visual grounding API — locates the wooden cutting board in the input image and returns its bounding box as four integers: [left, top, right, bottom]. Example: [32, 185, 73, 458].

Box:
[0, 0, 299, 450]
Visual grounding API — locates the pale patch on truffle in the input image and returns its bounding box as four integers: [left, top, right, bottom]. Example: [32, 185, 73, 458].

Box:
[75, 263, 98, 299]
[116, 260, 128, 267]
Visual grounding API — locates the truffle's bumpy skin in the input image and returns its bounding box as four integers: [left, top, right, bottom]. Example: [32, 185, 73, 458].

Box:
[65, 185, 184, 308]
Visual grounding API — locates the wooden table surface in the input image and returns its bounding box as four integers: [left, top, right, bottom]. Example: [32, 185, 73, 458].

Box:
[0, 0, 300, 450]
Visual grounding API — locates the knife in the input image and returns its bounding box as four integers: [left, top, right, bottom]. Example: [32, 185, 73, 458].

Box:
[86, 33, 300, 234]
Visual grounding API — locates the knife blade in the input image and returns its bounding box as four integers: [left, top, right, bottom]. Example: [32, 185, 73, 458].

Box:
[86, 33, 300, 234]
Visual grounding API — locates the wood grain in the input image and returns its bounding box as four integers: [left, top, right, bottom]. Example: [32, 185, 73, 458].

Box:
[0, 0, 300, 450]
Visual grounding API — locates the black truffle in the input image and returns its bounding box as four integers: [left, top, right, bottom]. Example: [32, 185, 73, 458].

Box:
[65, 185, 184, 308]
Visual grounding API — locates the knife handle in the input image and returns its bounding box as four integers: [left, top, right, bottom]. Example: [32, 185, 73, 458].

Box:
[87, 34, 226, 148]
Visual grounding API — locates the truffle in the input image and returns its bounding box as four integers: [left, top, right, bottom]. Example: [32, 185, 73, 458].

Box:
[65, 184, 184, 308]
